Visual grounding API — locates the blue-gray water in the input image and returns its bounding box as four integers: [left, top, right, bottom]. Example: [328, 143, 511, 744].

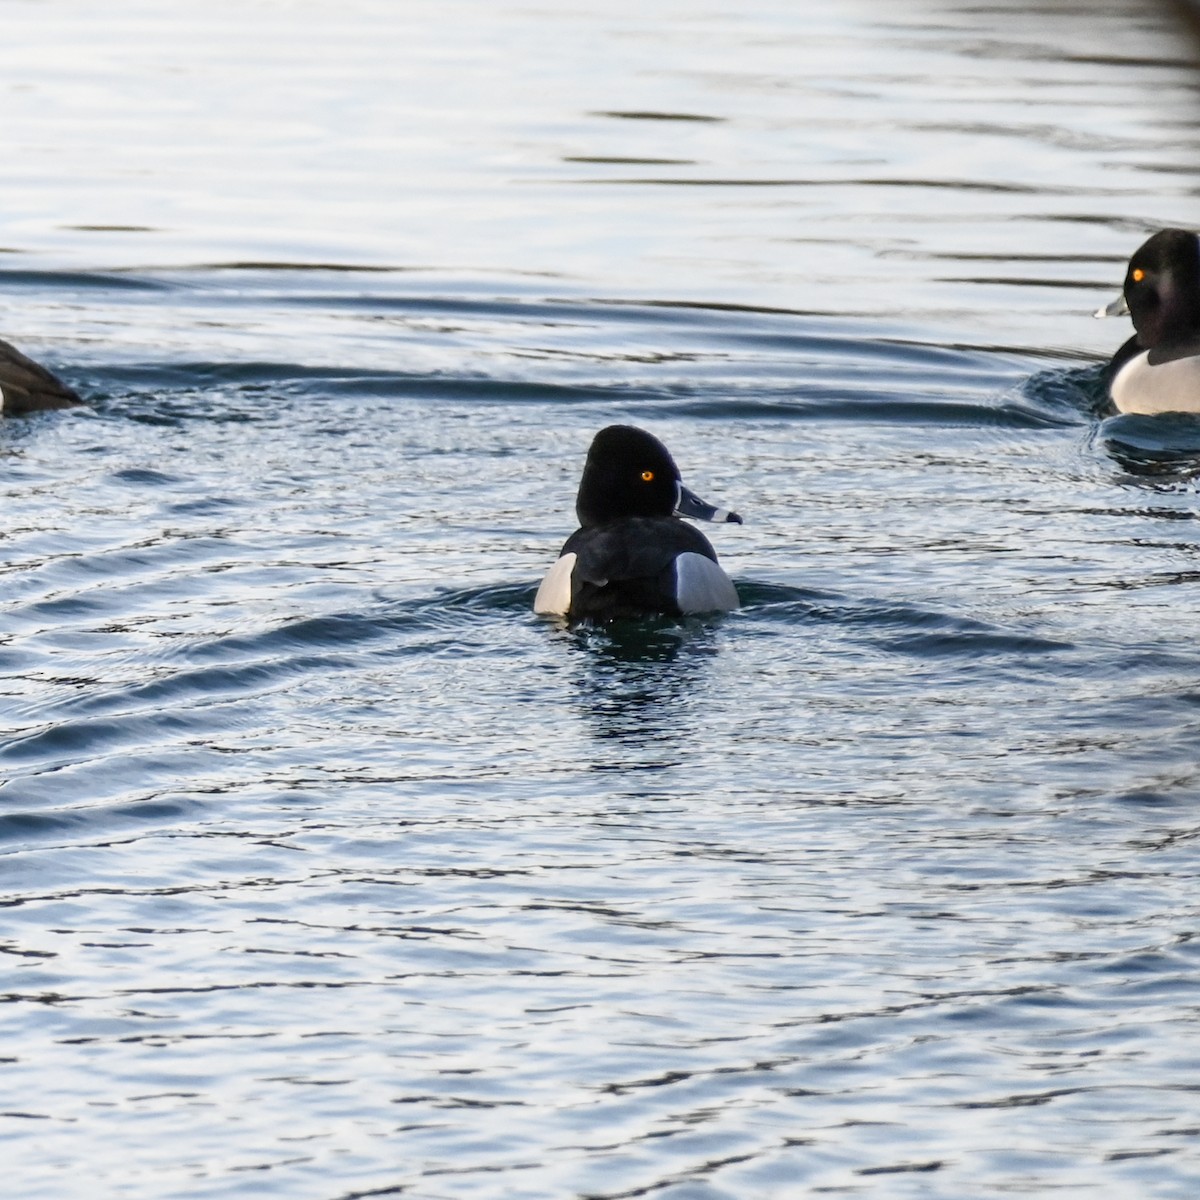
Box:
[5, 1, 1200, 1197]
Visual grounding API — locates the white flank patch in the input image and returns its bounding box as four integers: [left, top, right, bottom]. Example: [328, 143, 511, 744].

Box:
[674, 552, 739, 613]
[1113, 352, 1200, 415]
[533, 553, 576, 615]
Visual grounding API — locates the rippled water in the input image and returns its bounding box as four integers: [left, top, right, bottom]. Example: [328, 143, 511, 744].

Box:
[5, 1, 1200, 1197]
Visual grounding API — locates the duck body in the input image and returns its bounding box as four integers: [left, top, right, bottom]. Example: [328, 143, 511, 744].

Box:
[0, 337, 83, 416]
[538, 516, 737, 620]
[1107, 335, 1200, 416]
[1100, 229, 1200, 415]
[534, 425, 741, 621]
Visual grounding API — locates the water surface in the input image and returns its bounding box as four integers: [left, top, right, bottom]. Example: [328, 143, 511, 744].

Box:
[4, 2, 1200, 1197]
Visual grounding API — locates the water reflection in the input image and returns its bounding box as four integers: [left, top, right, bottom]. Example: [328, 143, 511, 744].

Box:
[564, 619, 723, 756]
[1097, 412, 1200, 478]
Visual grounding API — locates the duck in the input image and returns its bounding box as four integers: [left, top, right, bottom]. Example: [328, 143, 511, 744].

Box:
[1096, 228, 1200, 415]
[534, 424, 742, 620]
[0, 336, 83, 416]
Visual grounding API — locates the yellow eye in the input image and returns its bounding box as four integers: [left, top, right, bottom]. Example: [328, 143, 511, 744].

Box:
[641, 470, 654, 482]
[1132, 268, 1145, 283]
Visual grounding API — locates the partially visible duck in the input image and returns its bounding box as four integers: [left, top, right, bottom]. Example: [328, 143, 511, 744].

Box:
[534, 424, 741, 620]
[0, 336, 83, 416]
[1097, 228, 1200, 415]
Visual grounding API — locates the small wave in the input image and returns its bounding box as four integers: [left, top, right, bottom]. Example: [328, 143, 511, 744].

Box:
[173, 587, 534, 671]
[840, 599, 1072, 659]
[1018, 362, 1108, 422]
[0, 794, 201, 846]
[50, 655, 361, 721]
[1, 707, 231, 767]
[563, 156, 696, 166]
[179, 611, 399, 665]
[590, 109, 724, 123]
[433, 583, 540, 614]
[874, 626, 1071, 660]
[0, 267, 172, 293]
[665, 393, 1071, 428]
[108, 467, 181, 486]
[61, 224, 160, 233]
[736, 583, 1072, 660]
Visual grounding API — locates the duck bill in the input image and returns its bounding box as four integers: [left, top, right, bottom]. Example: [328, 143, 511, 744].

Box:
[675, 483, 743, 525]
[1094, 292, 1129, 319]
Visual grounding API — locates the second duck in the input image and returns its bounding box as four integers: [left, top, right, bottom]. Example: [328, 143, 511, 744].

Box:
[1097, 228, 1200, 415]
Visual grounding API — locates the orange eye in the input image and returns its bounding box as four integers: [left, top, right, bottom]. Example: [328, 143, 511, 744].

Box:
[1132, 268, 1145, 283]
[641, 470, 654, 481]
